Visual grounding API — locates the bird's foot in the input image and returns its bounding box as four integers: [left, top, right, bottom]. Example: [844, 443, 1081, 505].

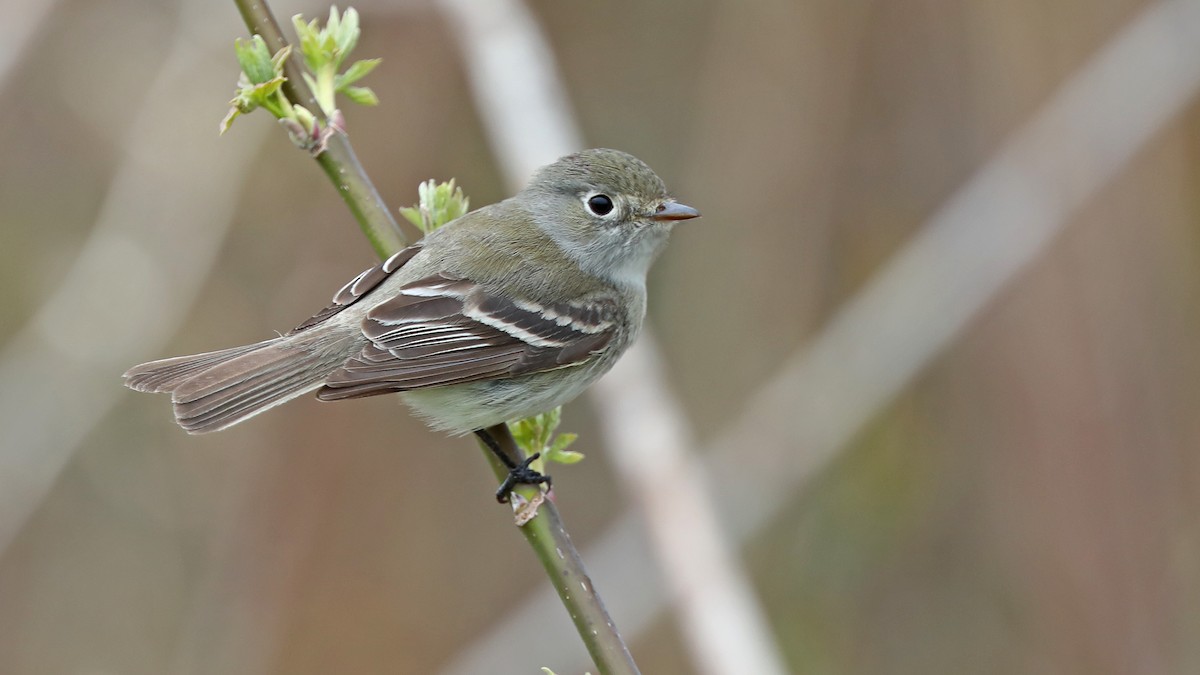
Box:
[475, 429, 553, 503]
[495, 452, 552, 503]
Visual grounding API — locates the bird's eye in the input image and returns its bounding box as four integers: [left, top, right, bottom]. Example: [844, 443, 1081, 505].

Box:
[585, 194, 615, 217]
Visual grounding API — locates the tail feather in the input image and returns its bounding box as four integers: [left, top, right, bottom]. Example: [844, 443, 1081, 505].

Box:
[123, 340, 276, 393]
[123, 336, 349, 433]
[173, 357, 327, 432]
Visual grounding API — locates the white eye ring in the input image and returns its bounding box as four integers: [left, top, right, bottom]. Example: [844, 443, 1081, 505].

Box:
[583, 193, 617, 217]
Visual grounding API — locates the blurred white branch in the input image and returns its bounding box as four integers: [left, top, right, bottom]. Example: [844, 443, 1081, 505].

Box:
[435, 0, 583, 189]
[434, 0, 790, 674]
[440, 0, 1200, 671]
[709, 0, 1200, 534]
[592, 344, 791, 675]
[0, 0, 58, 93]
[0, 13, 269, 554]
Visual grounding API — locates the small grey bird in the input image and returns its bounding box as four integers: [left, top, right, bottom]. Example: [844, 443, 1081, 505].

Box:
[125, 149, 698, 493]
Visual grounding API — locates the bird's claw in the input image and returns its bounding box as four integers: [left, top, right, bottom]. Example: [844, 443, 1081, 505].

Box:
[495, 452, 552, 503]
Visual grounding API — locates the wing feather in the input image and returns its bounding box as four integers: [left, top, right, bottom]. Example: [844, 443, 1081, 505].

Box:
[289, 244, 424, 334]
[317, 274, 618, 400]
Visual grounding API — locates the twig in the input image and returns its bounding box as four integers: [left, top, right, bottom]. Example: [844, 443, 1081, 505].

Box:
[592, 346, 789, 675]
[0, 16, 272, 558]
[478, 425, 640, 675]
[0, 0, 59, 94]
[233, 0, 406, 258]
[233, 3, 640, 672]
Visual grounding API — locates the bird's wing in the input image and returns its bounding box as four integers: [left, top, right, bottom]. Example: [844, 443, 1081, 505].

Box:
[287, 244, 424, 334]
[316, 273, 618, 399]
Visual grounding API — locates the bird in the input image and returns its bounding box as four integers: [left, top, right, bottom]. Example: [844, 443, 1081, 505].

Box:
[124, 148, 699, 497]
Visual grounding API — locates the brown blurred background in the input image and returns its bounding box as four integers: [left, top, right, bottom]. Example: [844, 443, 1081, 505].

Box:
[2, 0, 1199, 673]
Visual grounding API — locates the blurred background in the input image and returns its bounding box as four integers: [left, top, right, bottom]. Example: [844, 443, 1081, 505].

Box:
[2, 0, 1200, 673]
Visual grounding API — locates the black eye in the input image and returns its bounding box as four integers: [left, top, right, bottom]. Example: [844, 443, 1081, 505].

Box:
[586, 194, 614, 216]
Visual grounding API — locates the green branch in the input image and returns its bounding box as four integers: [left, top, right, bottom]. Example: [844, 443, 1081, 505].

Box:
[232, 0, 404, 258]
[479, 425, 640, 674]
[229, 3, 640, 673]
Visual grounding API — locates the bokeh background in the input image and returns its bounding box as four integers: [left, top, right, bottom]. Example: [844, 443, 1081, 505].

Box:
[3, 0, 1199, 673]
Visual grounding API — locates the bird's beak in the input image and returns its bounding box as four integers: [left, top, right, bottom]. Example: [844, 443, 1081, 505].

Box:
[653, 201, 701, 221]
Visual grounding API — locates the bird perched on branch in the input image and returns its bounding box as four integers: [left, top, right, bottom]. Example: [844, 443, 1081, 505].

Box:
[125, 148, 699, 498]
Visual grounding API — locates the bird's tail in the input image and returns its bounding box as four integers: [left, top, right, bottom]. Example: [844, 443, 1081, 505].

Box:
[123, 334, 349, 434]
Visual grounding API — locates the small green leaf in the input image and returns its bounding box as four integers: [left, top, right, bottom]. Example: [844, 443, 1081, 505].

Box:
[293, 6, 362, 71]
[342, 85, 378, 106]
[255, 77, 285, 99]
[286, 7, 379, 122]
[270, 43, 293, 71]
[543, 432, 583, 465]
[219, 106, 243, 135]
[549, 433, 577, 454]
[222, 38, 294, 133]
[230, 75, 257, 108]
[241, 75, 284, 107]
[337, 58, 381, 88]
[401, 179, 470, 234]
[292, 14, 322, 68]
[398, 205, 424, 230]
[234, 35, 274, 84]
[510, 418, 537, 452]
[333, 7, 361, 66]
[222, 83, 267, 133]
[545, 448, 585, 465]
[510, 408, 584, 466]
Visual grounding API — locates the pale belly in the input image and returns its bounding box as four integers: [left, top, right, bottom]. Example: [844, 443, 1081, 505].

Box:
[398, 364, 605, 435]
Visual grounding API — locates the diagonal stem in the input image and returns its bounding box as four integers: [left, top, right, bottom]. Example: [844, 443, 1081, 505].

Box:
[233, 0, 406, 258]
[477, 424, 639, 675]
